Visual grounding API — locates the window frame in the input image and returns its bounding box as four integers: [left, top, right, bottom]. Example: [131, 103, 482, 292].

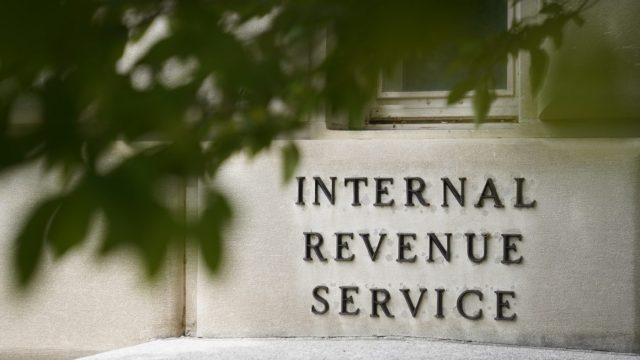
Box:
[366, 0, 521, 128]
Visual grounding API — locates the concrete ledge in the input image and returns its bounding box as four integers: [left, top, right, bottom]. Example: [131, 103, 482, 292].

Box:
[82, 337, 640, 360]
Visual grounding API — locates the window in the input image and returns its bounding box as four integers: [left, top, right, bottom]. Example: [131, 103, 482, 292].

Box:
[368, 0, 519, 127]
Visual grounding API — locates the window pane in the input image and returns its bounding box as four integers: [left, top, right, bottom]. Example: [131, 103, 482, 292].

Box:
[382, 0, 508, 92]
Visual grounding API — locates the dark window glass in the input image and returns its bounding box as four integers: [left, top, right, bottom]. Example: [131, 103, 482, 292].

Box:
[383, 0, 508, 92]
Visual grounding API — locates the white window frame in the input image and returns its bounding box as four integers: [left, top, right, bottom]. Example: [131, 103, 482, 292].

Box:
[367, 0, 522, 128]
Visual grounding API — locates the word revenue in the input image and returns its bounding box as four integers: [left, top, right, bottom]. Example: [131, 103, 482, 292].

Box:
[311, 286, 517, 321]
[295, 176, 536, 208]
[303, 232, 524, 264]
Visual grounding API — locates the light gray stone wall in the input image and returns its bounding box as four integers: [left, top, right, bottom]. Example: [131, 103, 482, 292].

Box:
[0, 162, 184, 358]
[2, 0, 640, 356]
[195, 139, 640, 353]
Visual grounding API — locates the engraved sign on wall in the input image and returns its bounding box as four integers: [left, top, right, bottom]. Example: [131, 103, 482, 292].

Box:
[296, 176, 536, 322]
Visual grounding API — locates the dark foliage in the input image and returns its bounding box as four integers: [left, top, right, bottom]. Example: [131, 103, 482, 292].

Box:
[0, 0, 589, 285]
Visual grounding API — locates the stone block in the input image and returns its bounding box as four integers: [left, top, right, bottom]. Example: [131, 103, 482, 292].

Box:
[195, 139, 640, 353]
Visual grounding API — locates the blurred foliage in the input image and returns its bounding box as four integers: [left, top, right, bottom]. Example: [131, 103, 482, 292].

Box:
[0, 0, 591, 286]
[538, 1, 640, 132]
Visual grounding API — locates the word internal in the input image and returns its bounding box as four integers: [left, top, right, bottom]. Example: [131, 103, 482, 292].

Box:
[296, 176, 536, 209]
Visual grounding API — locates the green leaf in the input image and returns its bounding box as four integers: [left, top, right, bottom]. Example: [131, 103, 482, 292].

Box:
[472, 83, 493, 123]
[529, 48, 549, 96]
[195, 192, 232, 272]
[200, 223, 223, 273]
[281, 142, 299, 184]
[347, 109, 366, 130]
[447, 79, 474, 105]
[550, 30, 563, 48]
[540, 2, 563, 15]
[47, 186, 94, 258]
[14, 197, 60, 286]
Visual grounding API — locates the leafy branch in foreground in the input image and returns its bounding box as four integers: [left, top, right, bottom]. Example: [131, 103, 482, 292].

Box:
[0, 0, 589, 285]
